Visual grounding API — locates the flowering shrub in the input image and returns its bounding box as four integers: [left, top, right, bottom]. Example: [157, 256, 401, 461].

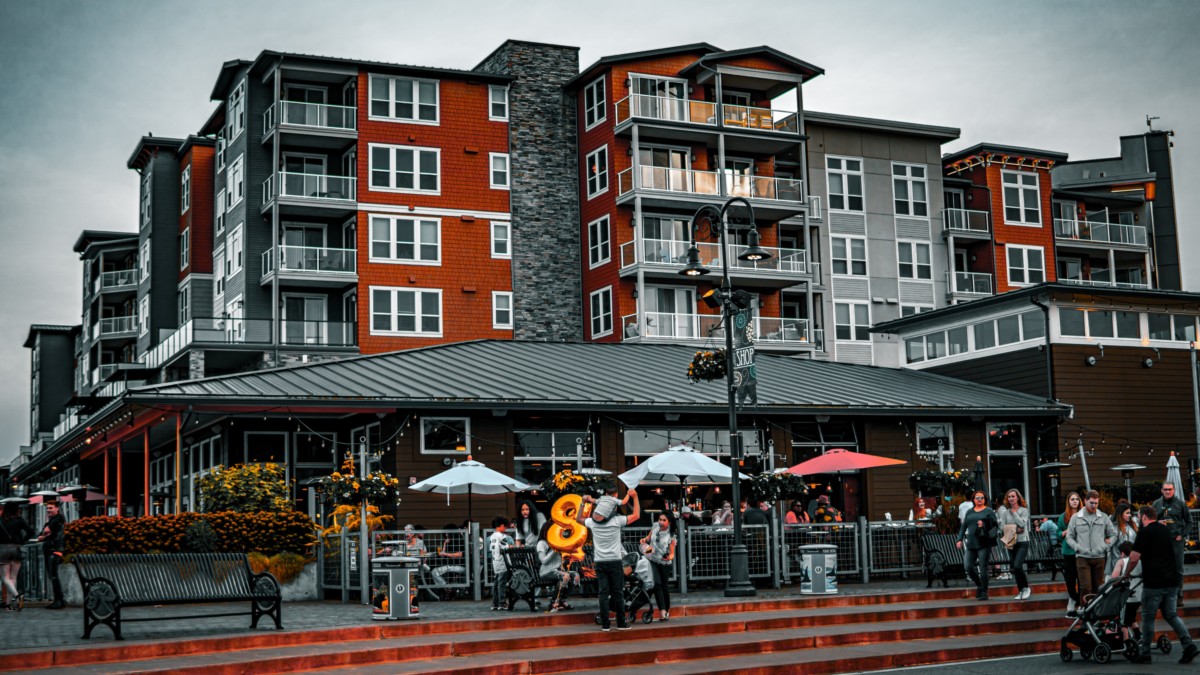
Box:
[64, 511, 317, 557]
[318, 455, 402, 506]
[196, 463, 292, 513]
[539, 469, 611, 501]
[909, 469, 974, 496]
[687, 349, 726, 383]
[744, 471, 809, 503]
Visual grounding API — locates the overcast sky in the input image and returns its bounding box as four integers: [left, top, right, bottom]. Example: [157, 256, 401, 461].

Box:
[1, 0, 1197, 467]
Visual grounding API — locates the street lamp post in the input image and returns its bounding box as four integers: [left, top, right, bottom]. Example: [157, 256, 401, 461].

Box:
[680, 196, 769, 598]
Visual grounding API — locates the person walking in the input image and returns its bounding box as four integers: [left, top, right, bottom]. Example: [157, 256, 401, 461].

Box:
[1057, 492, 1083, 614]
[997, 488, 1032, 600]
[0, 503, 34, 611]
[1107, 502, 1138, 576]
[1152, 481, 1191, 605]
[37, 501, 66, 609]
[1124, 505, 1199, 664]
[579, 487, 640, 632]
[640, 510, 676, 621]
[1064, 490, 1116, 607]
[956, 490, 998, 600]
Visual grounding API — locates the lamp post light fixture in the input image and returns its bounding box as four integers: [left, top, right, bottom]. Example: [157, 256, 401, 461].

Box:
[1111, 463, 1146, 505]
[679, 195, 770, 598]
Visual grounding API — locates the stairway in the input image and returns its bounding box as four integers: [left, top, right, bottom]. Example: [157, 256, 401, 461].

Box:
[4, 579, 1198, 674]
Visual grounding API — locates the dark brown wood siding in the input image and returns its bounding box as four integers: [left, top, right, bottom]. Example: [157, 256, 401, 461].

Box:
[927, 347, 1050, 398]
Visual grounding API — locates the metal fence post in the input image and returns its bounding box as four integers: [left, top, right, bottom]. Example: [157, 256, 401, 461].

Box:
[678, 525, 688, 595]
[771, 516, 782, 589]
[471, 522, 482, 602]
[859, 516, 870, 584]
[340, 528, 349, 603]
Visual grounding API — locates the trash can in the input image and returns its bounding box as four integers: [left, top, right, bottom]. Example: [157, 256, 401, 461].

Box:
[799, 544, 838, 594]
[371, 556, 421, 620]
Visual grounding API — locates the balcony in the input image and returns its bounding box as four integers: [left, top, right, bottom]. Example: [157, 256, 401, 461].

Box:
[263, 101, 357, 135]
[99, 269, 138, 291]
[262, 172, 356, 214]
[619, 237, 817, 284]
[98, 316, 138, 336]
[261, 245, 357, 288]
[143, 318, 358, 370]
[620, 312, 819, 350]
[614, 95, 799, 135]
[617, 166, 804, 220]
[1054, 219, 1148, 248]
[942, 208, 991, 237]
[952, 272, 993, 296]
[1058, 277, 1151, 290]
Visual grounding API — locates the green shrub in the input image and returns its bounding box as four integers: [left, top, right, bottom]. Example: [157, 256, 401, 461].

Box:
[197, 463, 292, 513]
[65, 511, 317, 557]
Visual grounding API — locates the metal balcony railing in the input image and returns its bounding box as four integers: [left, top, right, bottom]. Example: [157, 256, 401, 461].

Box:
[99, 316, 138, 335]
[262, 172, 356, 204]
[620, 312, 815, 346]
[942, 208, 991, 235]
[620, 237, 813, 276]
[263, 101, 357, 134]
[262, 245, 357, 276]
[1058, 277, 1150, 290]
[953, 271, 993, 295]
[1054, 218, 1148, 246]
[613, 95, 799, 134]
[99, 269, 138, 290]
[618, 167, 803, 203]
[720, 103, 799, 133]
[143, 318, 358, 370]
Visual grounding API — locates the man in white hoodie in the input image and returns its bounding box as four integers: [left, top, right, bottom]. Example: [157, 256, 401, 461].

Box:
[1064, 490, 1116, 604]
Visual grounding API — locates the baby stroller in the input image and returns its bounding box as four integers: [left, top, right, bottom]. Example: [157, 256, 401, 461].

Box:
[594, 553, 656, 626]
[1059, 577, 1171, 663]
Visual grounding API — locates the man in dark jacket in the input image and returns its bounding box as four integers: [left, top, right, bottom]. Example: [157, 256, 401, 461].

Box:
[1152, 482, 1191, 603]
[743, 500, 770, 526]
[1126, 505, 1198, 664]
[37, 501, 66, 609]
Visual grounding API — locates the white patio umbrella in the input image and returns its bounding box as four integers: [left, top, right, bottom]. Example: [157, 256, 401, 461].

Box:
[408, 458, 532, 522]
[1165, 451, 1186, 498]
[618, 444, 750, 489]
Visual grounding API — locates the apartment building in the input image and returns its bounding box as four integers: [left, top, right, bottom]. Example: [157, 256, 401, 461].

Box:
[73, 231, 141, 396]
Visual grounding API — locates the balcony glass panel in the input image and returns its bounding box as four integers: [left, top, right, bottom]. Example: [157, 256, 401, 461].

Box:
[1054, 218, 1148, 246]
[264, 173, 356, 203]
[943, 208, 990, 234]
[263, 245, 357, 275]
[99, 316, 138, 335]
[954, 272, 993, 295]
[100, 269, 138, 289]
[721, 104, 798, 133]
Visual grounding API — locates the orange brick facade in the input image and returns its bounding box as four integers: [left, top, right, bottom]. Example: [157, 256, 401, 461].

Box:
[984, 164, 1058, 293]
[179, 145, 215, 280]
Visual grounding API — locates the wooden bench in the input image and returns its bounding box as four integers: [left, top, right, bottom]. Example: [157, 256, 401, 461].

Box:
[501, 546, 559, 612]
[1026, 530, 1063, 580]
[73, 552, 282, 640]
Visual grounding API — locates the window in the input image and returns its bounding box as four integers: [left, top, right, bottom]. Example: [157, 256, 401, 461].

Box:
[835, 302, 870, 341]
[832, 236, 867, 276]
[214, 250, 226, 297]
[892, 163, 928, 217]
[226, 80, 245, 141]
[369, 75, 438, 123]
[368, 144, 440, 193]
[1088, 310, 1115, 339]
[1060, 308, 1086, 337]
[587, 215, 611, 268]
[974, 321, 996, 349]
[492, 291, 513, 329]
[901, 305, 933, 317]
[177, 284, 190, 324]
[1022, 310, 1046, 340]
[491, 221, 511, 258]
[1174, 315, 1198, 342]
[489, 153, 510, 189]
[139, 240, 151, 282]
[215, 133, 226, 172]
[139, 296, 149, 335]
[917, 422, 954, 468]
[586, 146, 609, 198]
[1002, 171, 1040, 225]
[1148, 313, 1172, 340]
[229, 224, 244, 274]
[590, 286, 613, 338]
[140, 174, 151, 228]
[1006, 244, 1044, 286]
[227, 155, 244, 209]
[179, 227, 189, 270]
[421, 417, 469, 455]
[515, 430, 596, 486]
[369, 215, 440, 263]
[826, 156, 864, 212]
[584, 77, 606, 129]
[489, 85, 508, 121]
[987, 423, 1025, 453]
[215, 190, 225, 235]
[225, 295, 244, 341]
[997, 315, 1021, 345]
[370, 286, 442, 335]
[897, 241, 931, 279]
[180, 166, 191, 214]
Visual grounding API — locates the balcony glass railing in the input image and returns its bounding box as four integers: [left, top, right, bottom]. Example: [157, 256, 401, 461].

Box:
[612, 94, 798, 134]
[720, 103, 799, 133]
[100, 269, 138, 290]
[620, 312, 816, 346]
[1058, 277, 1151, 290]
[99, 316, 138, 335]
[262, 245, 357, 276]
[953, 271, 993, 295]
[263, 101, 357, 134]
[263, 172, 356, 204]
[620, 237, 813, 276]
[943, 208, 991, 235]
[143, 318, 358, 370]
[1054, 219, 1148, 246]
[618, 167, 803, 203]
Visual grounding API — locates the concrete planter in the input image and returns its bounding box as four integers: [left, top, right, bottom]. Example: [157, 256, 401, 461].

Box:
[59, 560, 318, 606]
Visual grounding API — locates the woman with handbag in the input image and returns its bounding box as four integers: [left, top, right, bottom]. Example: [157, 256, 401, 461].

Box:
[956, 490, 999, 600]
[0, 503, 34, 611]
[997, 488, 1032, 600]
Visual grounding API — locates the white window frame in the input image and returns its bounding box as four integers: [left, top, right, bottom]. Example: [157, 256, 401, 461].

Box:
[139, 240, 151, 282]
[227, 155, 244, 210]
[1006, 244, 1045, 287]
[834, 302, 871, 342]
[177, 281, 191, 324]
[892, 162, 928, 217]
[583, 77, 606, 130]
[367, 74, 439, 125]
[368, 214, 441, 265]
[491, 221, 511, 259]
[826, 155, 865, 212]
[492, 291, 513, 329]
[586, 145, 609, 199]
[369, 286, 443, 337]
[897, 240, 932, 280]
[214, 249, 226, 298]
[139, 296, 150, 335]
[587, 215, 611, 268]
[367, 143, 441, 194]
[900, 304, 934, 318]
[916, 422, 955, 469]
[489, 85, 509, 121]
[180, 166, 191, 214]
[831, 235, 867, 276]
[215, 133, 226, 173]
[140, 173, 151, 229]
[1001, 170, 1041, 226]
[229, 224, 244, 275]
[489, 152, 510, 190]
[589, 286, 613, 338]
[226, 80, 246, 142]
[420, 417, 470, 455]
[179, 227, 190, 270]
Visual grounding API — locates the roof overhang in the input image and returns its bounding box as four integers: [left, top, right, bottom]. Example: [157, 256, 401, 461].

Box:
[126, 136, 185, 170]
[806, 111, 960, 143]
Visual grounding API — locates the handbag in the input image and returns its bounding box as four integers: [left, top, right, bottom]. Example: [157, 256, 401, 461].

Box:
[1000, 523, 1018, 550]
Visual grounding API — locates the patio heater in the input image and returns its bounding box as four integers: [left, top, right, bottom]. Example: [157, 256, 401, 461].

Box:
[1111, 463, 1146, 505]
[679, 196, 771, 598]
[1035, 461, 1070, 513]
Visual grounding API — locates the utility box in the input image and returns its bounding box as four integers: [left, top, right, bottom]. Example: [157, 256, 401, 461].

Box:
[799, 544, 838, 594]
[371, 556, 421, 620]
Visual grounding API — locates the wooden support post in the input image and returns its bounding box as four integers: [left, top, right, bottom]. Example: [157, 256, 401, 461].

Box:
[144, 427, 151, 517]
[175, 414, 182, 514]
[116, 442, 123, 519]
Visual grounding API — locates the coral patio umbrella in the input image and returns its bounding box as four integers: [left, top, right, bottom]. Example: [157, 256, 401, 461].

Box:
[787, 448, 906, 476]
[27, 490, 61, 505]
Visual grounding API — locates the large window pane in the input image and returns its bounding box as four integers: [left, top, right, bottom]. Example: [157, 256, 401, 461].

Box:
[997, 315, 1021, 345]
[1088, 310, 1114, 339]
[1148, 314, 1172, 340]
[1021, 310, 1046, 340]
[974, 321, 996, 349]
[948, 326, 969, 355]
[1060, 308, 1086, 337]
[1174, 315, 1197, 342]
[1115, 311, 1140, 339]
[906, 338, 925, 363]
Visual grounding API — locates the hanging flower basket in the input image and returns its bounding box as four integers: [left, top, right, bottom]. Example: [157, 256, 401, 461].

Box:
[317, 455, 401, 506]
[687, 349, 727, 383]
[540, 469, 612, 502]
[908, 469, 973, 497]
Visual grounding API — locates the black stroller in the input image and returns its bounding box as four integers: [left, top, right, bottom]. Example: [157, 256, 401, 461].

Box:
[594, 553, 656, 626]
[1060, 577, 1171, 664]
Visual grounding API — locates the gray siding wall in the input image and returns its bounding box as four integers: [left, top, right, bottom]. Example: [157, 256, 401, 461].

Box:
[242, 72, 274, 326]
[219, 67, 253, 321]
[476, 42, 582, 342]
[34, 333, 76, 436]
[134, 152, 182, 355]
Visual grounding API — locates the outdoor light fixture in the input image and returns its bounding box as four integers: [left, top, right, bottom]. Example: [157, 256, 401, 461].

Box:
[678, 196, 771, 598]
[1143, 358, 1155, 368]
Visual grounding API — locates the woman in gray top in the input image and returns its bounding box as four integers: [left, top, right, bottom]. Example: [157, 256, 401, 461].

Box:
[639, 511, 677, 621]
[535, 521, 577, 611]
[957, 490, 999, 600]
[997, 488, 1032, 600]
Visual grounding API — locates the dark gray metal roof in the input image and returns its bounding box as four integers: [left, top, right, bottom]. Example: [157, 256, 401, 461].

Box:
[679, 46, 824, 81]
[24, 324, 79, 348]
[806, 111, 959, 142]
[565, 43, 722, 90]
[943, 142, 1069, 165]
[127, 340, 1066, 417]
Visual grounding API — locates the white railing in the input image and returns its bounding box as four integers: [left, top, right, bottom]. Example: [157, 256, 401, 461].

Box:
[52, 409, 88, 441]
[263, 101, 356, 134]
[720, 103, 799, 133]
[954, 271, 993, 295]
[619, 237, 812, 276]
[262, 245, 357, 276]
[943, 208, 991, 235]
[263, 172, 356, 203]
[1059, 278, 1151, 290]
[99, 316, 138, 335]
[618, 166, 803, 203]
[620, 312, 815, 346]
[1054, 218, 1148, 246]
[612, 95, 799, 134]
[100, 269, 138, 290]
[143, 320, 193, 370]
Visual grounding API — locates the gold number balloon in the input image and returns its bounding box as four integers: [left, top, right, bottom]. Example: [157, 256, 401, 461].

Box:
[547, 494, 592, 553]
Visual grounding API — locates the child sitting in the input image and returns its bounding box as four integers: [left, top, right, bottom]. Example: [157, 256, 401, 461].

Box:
[1110, 540, 1142, 642]
[589, 490, 630, 523]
